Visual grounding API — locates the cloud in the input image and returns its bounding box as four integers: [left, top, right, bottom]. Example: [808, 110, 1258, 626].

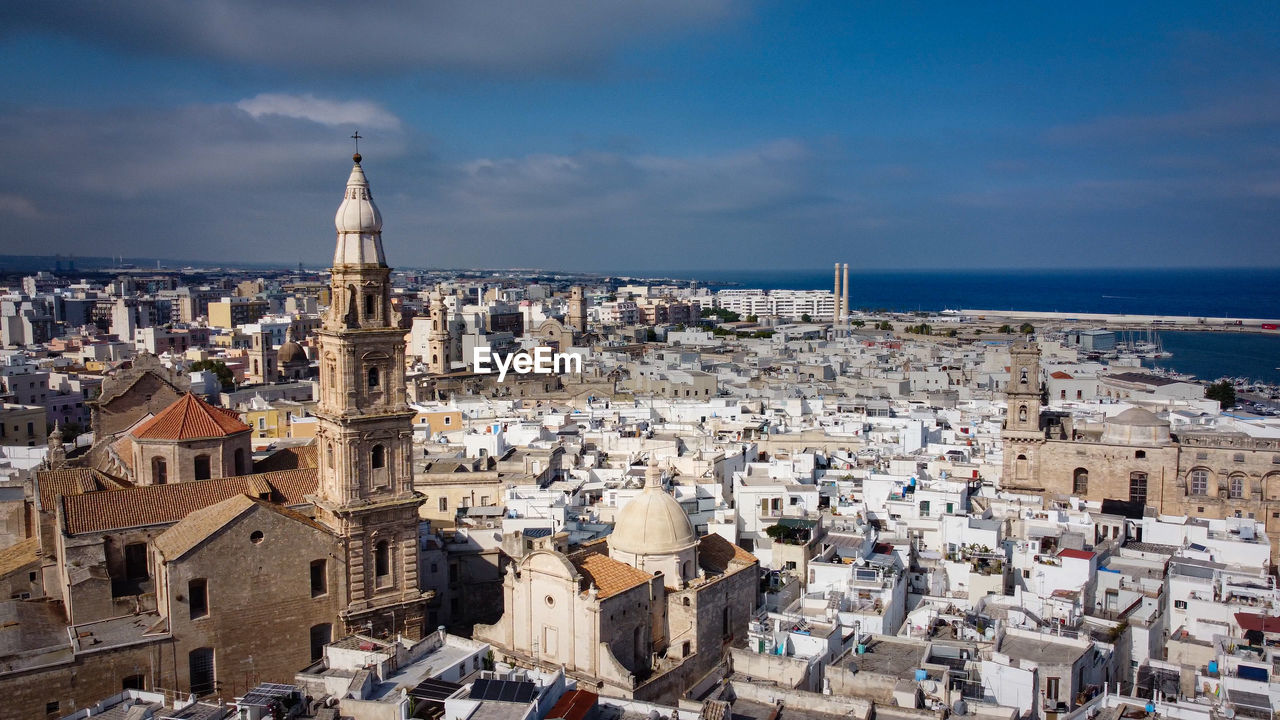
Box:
[0, 1, 744, 75]
[237, 94, 400, 130]
[0, 194, 39, 220]
[1047, 91, 1280, 144]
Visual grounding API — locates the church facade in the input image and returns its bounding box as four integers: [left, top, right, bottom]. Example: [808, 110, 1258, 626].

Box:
[476, 461, 759, 702]
[1001, 341, 1280, 561]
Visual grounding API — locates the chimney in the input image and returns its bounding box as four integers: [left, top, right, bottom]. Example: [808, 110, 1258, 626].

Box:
[842, 263, 850, 325]
[833, 263, 842, 323]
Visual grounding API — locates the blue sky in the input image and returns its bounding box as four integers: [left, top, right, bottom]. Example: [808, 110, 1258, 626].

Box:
[1, 2, 1277, 271]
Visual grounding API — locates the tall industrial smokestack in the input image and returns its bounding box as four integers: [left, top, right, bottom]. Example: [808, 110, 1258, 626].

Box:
[833, 263, 842, 323]
[842, 263, 850, 325]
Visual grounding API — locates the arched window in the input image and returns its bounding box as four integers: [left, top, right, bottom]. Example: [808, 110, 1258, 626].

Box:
[1019, 368, 1028, 386]
[371, 444, 385, 470]
[1018, 405, 1028, 423]
[368, 367, 379, 388]
[326, 443, 334, 469]
[1015, 453, 1028, 479]
[152, 457, 167, 484]
[194, 454, 211, 481]
[1230, 475, 1246, 500]
[1189, 469, 1209, 496]
[1130, 472, 1148, 506]
[374, 541, 390, 585]
[1073, 468, 1089, 495]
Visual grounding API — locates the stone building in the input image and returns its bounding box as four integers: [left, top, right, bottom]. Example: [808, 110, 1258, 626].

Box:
[0, 153, 432, 716]
[475, 461, 759, 702]
[1002, 341, 1280, 562]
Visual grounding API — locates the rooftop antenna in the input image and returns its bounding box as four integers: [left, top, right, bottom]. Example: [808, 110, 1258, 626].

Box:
[350, 130, 363, 162]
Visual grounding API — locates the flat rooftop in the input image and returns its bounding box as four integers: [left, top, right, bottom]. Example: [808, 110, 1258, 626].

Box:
[845, 637, 924, 677]
[999, 633, 1088, 666]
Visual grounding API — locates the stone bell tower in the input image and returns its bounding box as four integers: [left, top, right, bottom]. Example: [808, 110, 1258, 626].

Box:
[312, 151, 428, 638]
[426, 289, 451, 376]
[1001, 340, 1046, 491]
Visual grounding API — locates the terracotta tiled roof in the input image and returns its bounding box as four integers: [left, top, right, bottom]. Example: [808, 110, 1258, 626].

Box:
[1235, 612, 1280, 634]
[571, 551, 652, 599]
[1050, 371, 1073, 379]
[111, 434, 136, 474]
[252, 443, 318, 473]
[36, 468, 114, 512]
[697, 533, 756, 575]
[154, 494, 330, 562]
[1058, 548, 1095, 560]
[132, 393, 250, 441]
[62, 468, 318, 535]
[0, 538, 39, 578]
[546, 690, 597, 720]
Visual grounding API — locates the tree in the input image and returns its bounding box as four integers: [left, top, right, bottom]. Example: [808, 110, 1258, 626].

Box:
[1205, 380, 1236, 410]
[851, 319, 865, 328]
[800, 313, 812, 323]
[1019, 322, 1035, 334]
[746, 314, 758, 323]
[191, 359, 235, 391]
[998, 324, 1013, 334]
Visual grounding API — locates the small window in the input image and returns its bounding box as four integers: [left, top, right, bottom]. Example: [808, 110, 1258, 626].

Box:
[375, 541, 390, 585]
[47, 702, 59, 715]
[250, 530, 264, 544]
[1174, 600, 1187, 609]
[189, 578, 208, 619]
[371, 444, 386, 470]
[368, 366, 379, 388]
[364, 293, 375, 318]
[1134, 450, 1146, 460]
[152, 457, 167, 484]
[310, 559, 327, 597]
[1230, 475, 1246, 500]
[439, 497, 448, 512]
[194, 454, 211, 481]
[1234, 453, 1246, 463]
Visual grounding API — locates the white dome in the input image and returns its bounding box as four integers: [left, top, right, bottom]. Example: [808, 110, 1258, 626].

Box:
[609, 464, 697, 556]
[334, 160, 382, 234]
[332, 155, 387, 267]
[1102, 407, 1171, 446]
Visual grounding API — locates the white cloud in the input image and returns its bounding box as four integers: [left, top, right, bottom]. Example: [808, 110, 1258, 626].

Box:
[237, 94, 400, 130]
[0, 194, 38, 219]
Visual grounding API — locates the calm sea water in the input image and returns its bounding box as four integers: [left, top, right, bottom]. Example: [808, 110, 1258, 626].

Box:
[643, 268, 1280, 384]
[656, 268, 1280, 319]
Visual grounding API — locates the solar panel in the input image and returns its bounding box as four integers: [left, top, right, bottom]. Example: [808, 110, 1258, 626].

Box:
[469, 678, 536, 704]
[410, 677, 462, 701]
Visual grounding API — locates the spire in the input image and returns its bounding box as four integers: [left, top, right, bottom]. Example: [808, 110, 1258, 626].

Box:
[333, 153, 386, 268]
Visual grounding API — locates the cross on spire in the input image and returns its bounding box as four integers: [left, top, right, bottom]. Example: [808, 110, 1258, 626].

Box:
[351, 130, 362, 153]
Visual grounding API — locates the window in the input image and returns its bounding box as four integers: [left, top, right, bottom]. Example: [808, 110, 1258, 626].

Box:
[443, 416, 451, 426]
[919, 500, 931, 517]
[375, 541, 390, 586]
[1234, 453, 1246, 463]
[371, 444, 385, 470]
[368, 366, 379, 388]
[1073, 468, 1089, 495]
[310, 623, 332, 662]
[189, 578, 208, 619]
[1135, 450, 1146, 459]
[1129, 472, 1148, 506]
[439, 497, 448, 512]
[194, 454, 211, 481]
[46, 702, 59, 715]
[124, 542, 149, 581]
[310, 559, 327, 597]
[152, 457, 167, 484]
[1015, 454, 1028, 480]
[121, 675, 144, 691]
[189, 648, 215, 696]
[1230, 475, 1246, 500]
[1190, 469, 1209, 496]
[234, 448, 246, 476]
[1174, 600, 1187, 609]
[1196, 450, 1208, 460]
[364, 293, 375, 318]
[1046, 677, 1060, 701]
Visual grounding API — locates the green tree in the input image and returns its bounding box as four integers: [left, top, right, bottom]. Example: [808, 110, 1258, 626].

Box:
[1205, 380, 1236, 410]
[800, 313, 812, 323]
[851, 319, 865, 327]
[998, 324, 1013, 334]
[1019, 322, 1035, 334]
[191, 359, 235, 391]
[746, 314, 758, 323]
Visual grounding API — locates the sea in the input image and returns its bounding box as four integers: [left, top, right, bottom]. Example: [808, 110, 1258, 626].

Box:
[643, 268, 1280, 385]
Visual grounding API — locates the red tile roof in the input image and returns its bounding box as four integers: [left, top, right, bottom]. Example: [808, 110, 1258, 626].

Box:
[546, 690, 597, 720]
[1235, 612, 1280, 634]
[62, 468, 317, 535]
[1050, 371, 1073, 379]
[1058, 549, 1095, 560]
[132, 393, 250, 441]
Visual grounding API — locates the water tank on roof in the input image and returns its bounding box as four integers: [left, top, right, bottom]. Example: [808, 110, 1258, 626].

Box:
[914, 669, 928, 682]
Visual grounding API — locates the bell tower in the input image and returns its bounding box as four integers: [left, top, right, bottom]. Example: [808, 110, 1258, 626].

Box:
[427, 289, 451, 375]
[1002, 340, 1045, 491]
[313, 151, 428, 638]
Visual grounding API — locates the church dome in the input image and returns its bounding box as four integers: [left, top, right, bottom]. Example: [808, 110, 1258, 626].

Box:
[609, 463, 696, 556]
[1102, 407, 1171, 446]
[277, 340, 307, 366]
[334, 160, 382, 234]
